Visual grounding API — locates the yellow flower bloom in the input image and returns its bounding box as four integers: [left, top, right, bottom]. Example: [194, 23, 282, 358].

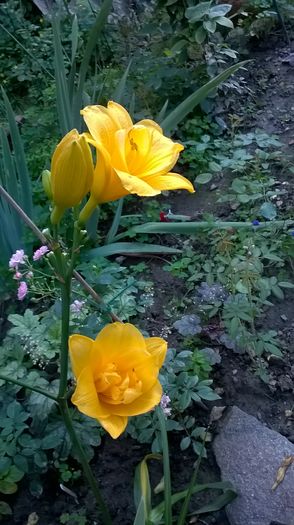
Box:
[50, 129, 94, 224]
[78, 101, 194, 223]
[69, 322, 167, 439]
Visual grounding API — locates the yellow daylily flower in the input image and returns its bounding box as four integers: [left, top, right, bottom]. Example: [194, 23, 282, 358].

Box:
[78, 101, 194, 223]
[69, 322, 167, 439]
[50, 129, 94, 224]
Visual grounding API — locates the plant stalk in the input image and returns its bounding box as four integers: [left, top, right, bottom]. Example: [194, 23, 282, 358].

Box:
[0, 374, 58, 401]
[156, 407, 172, 525]
[59, 399, 112, 525]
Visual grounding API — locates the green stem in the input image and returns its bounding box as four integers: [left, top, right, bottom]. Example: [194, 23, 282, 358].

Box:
[156, 407, 172, 525]
[0, 374, 58, 401]
[177, 429, 208, 525]
[58, 277, 71, 399]
[59, 399, 112, 525]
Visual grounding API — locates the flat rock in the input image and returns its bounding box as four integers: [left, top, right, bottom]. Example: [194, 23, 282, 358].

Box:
[213, 406, 294, 525]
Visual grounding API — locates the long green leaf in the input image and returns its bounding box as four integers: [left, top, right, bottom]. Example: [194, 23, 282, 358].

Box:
[1, 88, 33, 218]
[150, 481, 236, 523]
[114, 219, 294, 239]
[73, 0, 113, 126]
[52, 17, 72, 134]
[86, 242, 181, 258]
[0, 128, 20, 207]
[156, 407, 172, 525]
[112, 60, 132, 103]
[160, 61, 250, 133]
[133, 498, 146, 525]
[106, 198, 124, 244]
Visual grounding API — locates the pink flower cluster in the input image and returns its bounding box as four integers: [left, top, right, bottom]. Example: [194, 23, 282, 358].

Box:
[33, 245, 49, 261]
[9, 245, 50, 301]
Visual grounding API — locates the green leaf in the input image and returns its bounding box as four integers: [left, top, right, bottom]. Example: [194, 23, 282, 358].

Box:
[133, 497, 146, 525]
[215, 16, 234, 28]
[203, 20, 217, 33]
[0, 501, 12, 516]
[180, 437, 191, 451]
[112, 61, 132, 104]
[71, 15, 79, 64]
[186, 2, 211, 22]
[106, 198, 124, 244]
[279, 281, 294, 288]
[195, 26, 207, 44]
[160, 61, 249, 133]
[1, 88, 33, 218]
[195, 172, 213, 184]
[0, 480, 17, 494]
[259, 202, 277, 220]
[73, 0, 113, 127]
[86, 242, 181, 258]
[210, 4, 232, 17]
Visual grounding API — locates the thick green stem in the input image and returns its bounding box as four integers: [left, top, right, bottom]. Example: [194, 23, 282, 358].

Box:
[58, 277, 71, 399]
[156, 407, 172, 525]
[0, 374, 58, 401]
[59, 399, 112, 524]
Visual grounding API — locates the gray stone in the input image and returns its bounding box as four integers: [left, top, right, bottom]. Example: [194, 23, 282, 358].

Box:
[213, 406, 294, 525]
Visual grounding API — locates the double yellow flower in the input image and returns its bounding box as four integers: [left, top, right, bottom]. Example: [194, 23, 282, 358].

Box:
[69, 323, 167, 439]
[49, 101, 194, 223]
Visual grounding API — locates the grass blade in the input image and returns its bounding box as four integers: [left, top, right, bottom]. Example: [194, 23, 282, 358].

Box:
[105, 198, 124, 244]
[1, 87, 33, 218]
[114, 219, 294, 239]
[156, 407, 172, 525]
[86, 242, 181, 258]
[52, 17, 72, 134]
[112, 60, 132, 103]
[73, 0, 113, 126]
[160, 61, 250, 133]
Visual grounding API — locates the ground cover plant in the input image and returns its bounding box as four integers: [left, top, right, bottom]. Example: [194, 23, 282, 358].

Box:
[0, 1, 294, 524]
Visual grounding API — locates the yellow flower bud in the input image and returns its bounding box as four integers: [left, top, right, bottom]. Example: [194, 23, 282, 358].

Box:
[42, 170, 53, 200]
[50, 129, 94, 224]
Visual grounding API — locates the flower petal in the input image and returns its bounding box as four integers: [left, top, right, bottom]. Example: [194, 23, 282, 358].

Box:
[145, 337, 167, 368]
[92, 322, 149, 372]
[136, 119, 163, 134]
[114, 169, 160, 197]
[69, 334, 94, 378]
[101, 381, 162, 416]
[71, 366, 109, 418]
[81, 105, 118, 152]
[144, 172, 195, 193]
[107, 101, 133, 130]
[99, 414, 128, 439]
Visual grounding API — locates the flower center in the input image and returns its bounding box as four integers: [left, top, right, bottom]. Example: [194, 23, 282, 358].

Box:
[95, 362, 143, 405]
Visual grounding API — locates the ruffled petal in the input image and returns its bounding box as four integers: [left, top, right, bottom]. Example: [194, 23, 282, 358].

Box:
[71, 366, 109, 419]
[99, 414, 128, 439]
[92, 322, 150, 372]
[100, 381, 162, 416]
[69, 334, 94, 378]
[145, 337, 168, 368]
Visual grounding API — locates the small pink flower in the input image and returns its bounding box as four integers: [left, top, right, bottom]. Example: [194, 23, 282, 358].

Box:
[70, 300, 85, 314]
[17, 281, 28, 301]
[160, 394, 172, 416]
[14, 272, 22, 280]
[9, 249, 26, 269]
[33, 245, 49, 261]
